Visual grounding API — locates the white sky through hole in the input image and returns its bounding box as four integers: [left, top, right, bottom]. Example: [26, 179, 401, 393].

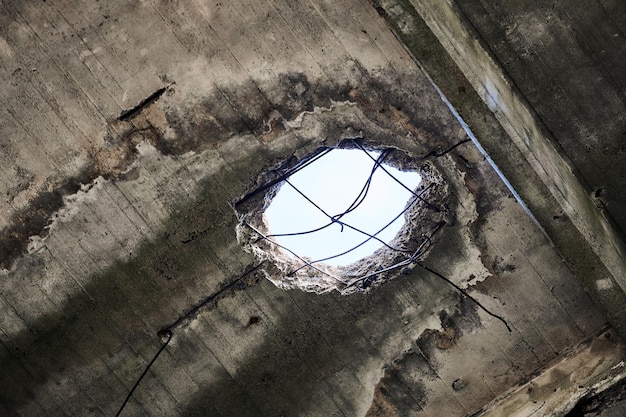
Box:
[264, 149, 422, 266]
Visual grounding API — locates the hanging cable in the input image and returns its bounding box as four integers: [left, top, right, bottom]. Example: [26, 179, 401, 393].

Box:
[416, 263, 512, 332]
[286, 192, 422, 275]
[267, 150, 394, 239]
[244, 221, 344, 282]
[241, 142, 512, 336]
[115, 330, 172, 417]
[235, 147, 334, 208]
[115, 264, 265, 417]
[281, 179, 406, 253]
[353, 141, 443, 212]
[246, 143, 444, 277]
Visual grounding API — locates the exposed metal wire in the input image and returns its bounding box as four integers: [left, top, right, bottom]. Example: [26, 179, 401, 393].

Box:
[281, 178, 412, 254]
[342, 222, 442, 289]
[285, 191, 424, 275]
[235, 147, 334, 208]
[244, 221, 344, 283]
[247, 144, 436, 274]
[268, 152, 424, 240]
[241, 142, 511, 332]
[416, 263, 512, 332]
[117, 140, 495, 416]
[115, 330, 172, 417]
[115, 264, 265, 417]
[353, 141, 443, 212]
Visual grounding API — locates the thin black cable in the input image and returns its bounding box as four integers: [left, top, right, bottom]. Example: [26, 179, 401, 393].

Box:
[345, 238, 431, 286]
[269, 181, 434, 241]
[266, 221, 335, 239]
[235, 147, 333, 208]
[283, 179, 402, 252]
[416, 263, 512, 332]
[268, 150, 391, 239]
[432, 139, 471, 157]
[292, 183, 435, 266]
[116, 264, 267, 416]
[271, 152, 438, 272]
[164, 263, 264, 332]
[338, 149, 391, 218]
[353, 141, 442, 212]
[285, 178, 334, 219]
[287, 193, 421, 275]
[243, 222, 343, 282]
[115, 331, 173, 417]
[343, 222, 444, 289]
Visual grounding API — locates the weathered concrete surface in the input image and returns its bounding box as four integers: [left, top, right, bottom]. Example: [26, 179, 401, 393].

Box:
[399, 0, 626, 329]
[476, 329, 625, 417]
[0, 1, 624, 417]
[566, 375, 626, 417]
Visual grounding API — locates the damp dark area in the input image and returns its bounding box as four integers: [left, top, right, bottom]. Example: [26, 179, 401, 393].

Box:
[366, 362, 429, 417]
[565, 378, 626, 417]
[0, 166, 98, 271]
[161, 74, 353, 156]
[162, 69, 458, 157]
[416, 296, 481, 364]
[366, 296, 484, 417]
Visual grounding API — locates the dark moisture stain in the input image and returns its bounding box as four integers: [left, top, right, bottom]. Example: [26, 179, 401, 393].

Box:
[0, 94, 170, 272]
[491, 256, 517, 274]
[365, 351, 432, 417]
[1, 63, 458, 273]
[417, 296, 482, 365]
[0, 166, 98, 271]
[565, 377, 626, 416]
[162, 69, 451, 158]
[0, 124, 161, 272]
[440, 296, 483, 339]
[246, 316, 261, 326]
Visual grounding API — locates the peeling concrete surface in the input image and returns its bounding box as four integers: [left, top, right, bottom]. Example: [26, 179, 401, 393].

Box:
[0, 0, 625, 416]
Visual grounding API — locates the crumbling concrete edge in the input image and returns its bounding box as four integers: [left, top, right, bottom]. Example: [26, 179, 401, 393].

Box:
[474, 328, 626, 417]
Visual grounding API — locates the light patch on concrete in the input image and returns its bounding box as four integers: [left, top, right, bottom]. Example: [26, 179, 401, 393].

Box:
[507, 12, 555, 49]
[381, 0, 417, 35]
[596, 278, 615, 291]
[0, 36, 13, 58]
[439, 156, 492, 288]
[485, 79, 500, 113]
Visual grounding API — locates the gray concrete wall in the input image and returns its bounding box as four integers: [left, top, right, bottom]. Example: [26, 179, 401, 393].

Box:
[0, 1, 624, 416]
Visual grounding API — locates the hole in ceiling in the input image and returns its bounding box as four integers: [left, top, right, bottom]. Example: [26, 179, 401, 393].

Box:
[264, 148, 422, 267]
[236, 139, 450, 294]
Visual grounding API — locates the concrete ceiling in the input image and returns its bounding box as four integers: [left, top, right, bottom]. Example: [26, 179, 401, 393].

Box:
[1, 0, 625, 416]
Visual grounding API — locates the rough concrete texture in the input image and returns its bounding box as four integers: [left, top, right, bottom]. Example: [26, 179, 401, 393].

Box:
[401, 0, 626, 328]
[1, 1, 625, 417]
[566, 375, 626, 417]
